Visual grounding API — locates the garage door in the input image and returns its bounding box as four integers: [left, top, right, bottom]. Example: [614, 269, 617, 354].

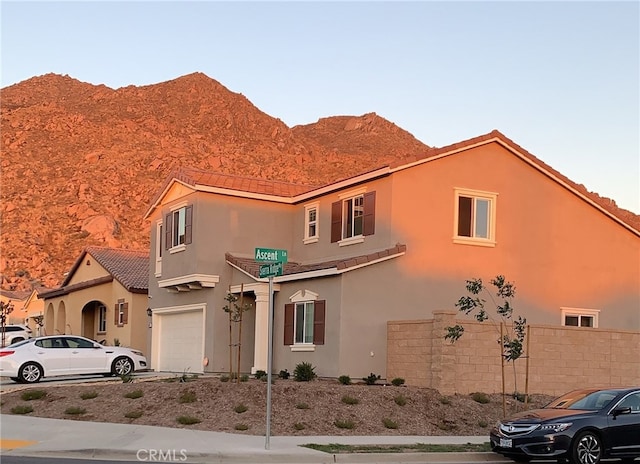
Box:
[157, 309, 204, 373]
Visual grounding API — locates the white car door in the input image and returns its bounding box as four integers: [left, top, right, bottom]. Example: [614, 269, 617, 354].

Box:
[65, 337, 109, 374]
[32, 337, 70, 375]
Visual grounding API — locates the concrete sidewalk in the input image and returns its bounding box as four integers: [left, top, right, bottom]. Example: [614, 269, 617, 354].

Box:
[0, 414, 505, 463]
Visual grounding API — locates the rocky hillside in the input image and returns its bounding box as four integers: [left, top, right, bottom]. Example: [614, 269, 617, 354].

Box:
[0, 73, 431, 291]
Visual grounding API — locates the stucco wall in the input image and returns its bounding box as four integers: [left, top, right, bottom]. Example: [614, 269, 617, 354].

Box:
[387, 311, 640, 396]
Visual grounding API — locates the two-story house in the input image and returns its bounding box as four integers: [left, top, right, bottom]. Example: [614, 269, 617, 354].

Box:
[144, 130, 640, 383]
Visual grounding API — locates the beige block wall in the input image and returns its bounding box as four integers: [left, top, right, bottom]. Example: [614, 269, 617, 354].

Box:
[388, 311, 640, 397]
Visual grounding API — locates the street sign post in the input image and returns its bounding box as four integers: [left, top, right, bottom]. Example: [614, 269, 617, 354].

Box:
[255, 247, 288, 450]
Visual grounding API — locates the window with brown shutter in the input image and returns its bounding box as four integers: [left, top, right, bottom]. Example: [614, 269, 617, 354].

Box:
[313, 300, 325, 345]
[331, 192, 376, 242]
[284, 303, 294, 345]
[122, 302, 129, 325]
[363, 191, 376, 236]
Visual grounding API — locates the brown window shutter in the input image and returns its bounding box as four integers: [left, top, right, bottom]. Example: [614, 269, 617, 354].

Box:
[114, 303, 119, 325]
[458, 196, 472, 237]
[331, 201, 342, 243]
[363, 191, 376, 236]
[284, 303, 294, 345]
[165, 213, 172, 249]
[185, 205, 193, 245]
[313, 300, 325, 345]
[123, 302, 129, 325]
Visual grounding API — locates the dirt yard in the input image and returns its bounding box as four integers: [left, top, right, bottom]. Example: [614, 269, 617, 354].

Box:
[0, 375, 554, 436]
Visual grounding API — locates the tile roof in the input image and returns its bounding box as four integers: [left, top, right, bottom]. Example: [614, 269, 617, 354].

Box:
[57, 246, 149, 293]
[226, 244, 407, 279]
[0, 289, 32, 301]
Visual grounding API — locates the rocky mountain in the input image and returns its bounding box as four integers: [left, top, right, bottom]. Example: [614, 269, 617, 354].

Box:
[0, 72, 432, 291]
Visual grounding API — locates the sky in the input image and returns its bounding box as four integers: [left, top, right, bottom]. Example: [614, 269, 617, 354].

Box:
[2, 1, 639, 214]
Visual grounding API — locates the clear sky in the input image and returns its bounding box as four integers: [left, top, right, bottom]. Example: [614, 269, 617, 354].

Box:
[2, 1, 638, 213]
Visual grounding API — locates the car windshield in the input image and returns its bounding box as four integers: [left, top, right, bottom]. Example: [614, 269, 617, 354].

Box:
[546, 389, 619, 410]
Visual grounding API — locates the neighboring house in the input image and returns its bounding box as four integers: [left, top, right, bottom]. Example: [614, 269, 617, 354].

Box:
[20, 287, 50, 336]
[0, 289, 31, 325]
[40, 247, 149, 353]
[144, 130, 640, 380]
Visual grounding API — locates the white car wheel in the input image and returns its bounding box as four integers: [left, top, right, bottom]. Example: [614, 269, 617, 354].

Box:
[19, 362, 43, 383]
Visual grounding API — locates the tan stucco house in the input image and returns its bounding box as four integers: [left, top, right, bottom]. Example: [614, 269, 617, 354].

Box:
[40, 247, 149, 353]
[143, 130, 640, 389]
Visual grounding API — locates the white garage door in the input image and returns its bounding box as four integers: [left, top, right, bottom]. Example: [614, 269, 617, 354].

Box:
[157, 309, 204, 373]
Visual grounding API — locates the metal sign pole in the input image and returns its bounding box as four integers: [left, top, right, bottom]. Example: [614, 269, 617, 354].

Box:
[265, 275, 274, 450]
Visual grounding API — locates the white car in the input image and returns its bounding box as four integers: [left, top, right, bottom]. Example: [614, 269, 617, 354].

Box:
[0, 324, 33, 347]
[0, 335, 147, 383]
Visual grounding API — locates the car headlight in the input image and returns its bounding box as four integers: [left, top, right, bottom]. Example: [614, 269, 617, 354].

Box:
[538, 422, 572, 433]
[130, 350, 144, 357]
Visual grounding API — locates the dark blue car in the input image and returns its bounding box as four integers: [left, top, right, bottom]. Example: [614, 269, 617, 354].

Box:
[490, 387, 640, 463]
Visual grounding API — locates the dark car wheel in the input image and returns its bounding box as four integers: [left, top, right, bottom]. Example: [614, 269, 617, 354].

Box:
[111, 356, 133, 376]
[572, 431, 602, 464]
[18, 362, 43, 383]
[511, 457, 530, 463]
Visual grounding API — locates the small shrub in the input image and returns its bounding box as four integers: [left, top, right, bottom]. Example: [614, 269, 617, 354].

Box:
[21, 390, 46, 401]
[179, 391, 197, 403]
[125, 410, 143, 419]
[234, 423, 249, 431]
[11, 405, 33, 414]
[338, 375, 351, 385]
[64, 406, 86, 415]
[176, 415, 201, 425]
[391, 377, 405, 387]
[240, 374, 249, 382]
[278, 369, 290, 380]
[438, 421, 458, 431]
[296, 402, 310, 410]
[341, 395, 359, 405]
[234, 404, 248, 413]
[113, 338, 120, 346]
[471, 392, 490, 404]
[363, 373, 381, 385]
[514, 392, 528, 403]
[80, 391, 98, 400]
[124, 390, 144, 399]
[293, 361, 317, 382]
[179, 372, 198, 383]
[334, 419, 355, 429]
[219, 375, 230, 382]
[293, 422, 306, 430]
[439, 396, 451, 405]
[394, 394, 407, 406]
[254, 370, 267, 380]
[120, 373, 134, 383]
[382, 418, 398, 429]
[478, 419, 489, 428]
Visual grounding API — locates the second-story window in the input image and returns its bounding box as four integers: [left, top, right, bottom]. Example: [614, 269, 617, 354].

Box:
[454, 188, 497, 246]
[165, 204, 193, 251]
[304, 203, 319, 244]
[331, 190, 376, 244]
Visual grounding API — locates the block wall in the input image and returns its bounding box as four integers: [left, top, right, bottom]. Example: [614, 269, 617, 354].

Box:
[387, 311, 640, 396]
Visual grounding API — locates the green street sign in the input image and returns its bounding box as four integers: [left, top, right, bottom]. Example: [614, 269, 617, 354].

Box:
[255, 247, 288, 263]
[259, 262, 283, 278]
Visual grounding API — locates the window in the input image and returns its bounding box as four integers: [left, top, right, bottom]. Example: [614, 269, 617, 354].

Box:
[454, 188, 497, 246]
[304, 203, 319, 244]
[561, 307, 599, 328]
[284, 291, 325, 350]
[165, 204, 193, 251]
[98, 305, 106, 333]
[114, 300, 128, 327]
[331, 190, 375, 244]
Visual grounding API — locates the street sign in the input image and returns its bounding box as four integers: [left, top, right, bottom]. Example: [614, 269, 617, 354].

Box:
[259, 262, 283, 278]
[255, 247, 288, 263]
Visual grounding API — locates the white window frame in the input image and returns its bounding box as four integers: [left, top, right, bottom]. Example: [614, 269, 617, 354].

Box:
[155, 220, 162, 277]
[303, 202, 319, 244]
[98, 305, 106, 333]
[561, 307, 600, 328]
[289, 290, 318, 352]
[117, 301, 125, 326]
[169, 202, 188, 253]
[453, 188, 497, 247]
